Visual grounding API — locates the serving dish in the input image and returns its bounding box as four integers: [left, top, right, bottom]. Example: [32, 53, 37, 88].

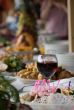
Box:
[19, 78, 74, 110]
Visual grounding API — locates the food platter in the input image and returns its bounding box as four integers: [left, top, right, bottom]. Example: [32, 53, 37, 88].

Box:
[1, 74, 74, 110]
[1, 70, 74, 110]
[1, 48, 74, 110]
[19, 77, 74, 110]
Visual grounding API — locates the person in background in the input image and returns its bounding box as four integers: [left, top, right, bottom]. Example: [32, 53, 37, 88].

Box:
[14, 0, 37, 50]
[14, 0, 21, 9]
[6, 10, 18, 34]
[38, 0, 68, 40]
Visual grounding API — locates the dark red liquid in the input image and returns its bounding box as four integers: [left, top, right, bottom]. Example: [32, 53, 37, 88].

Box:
[37, 61, 58, 78]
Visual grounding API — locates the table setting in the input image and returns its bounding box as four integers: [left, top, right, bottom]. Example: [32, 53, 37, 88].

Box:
[0, 49, 74, 110]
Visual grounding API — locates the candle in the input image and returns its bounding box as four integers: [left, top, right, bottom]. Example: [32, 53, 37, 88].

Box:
[30, 80, 40, 95]
[68, 81, 71, 89]
[52, 82, 55, 93]
[55, 79, 60, 91]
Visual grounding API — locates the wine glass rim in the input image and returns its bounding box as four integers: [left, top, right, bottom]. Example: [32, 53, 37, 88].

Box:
[38, 54, 58, 64]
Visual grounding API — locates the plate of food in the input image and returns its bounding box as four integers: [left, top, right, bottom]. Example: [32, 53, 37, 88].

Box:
[16, 62, 74, 81]
[4, 56, 26, 72]
[20, 78, 74, 105]
[16, 62, 44, 80]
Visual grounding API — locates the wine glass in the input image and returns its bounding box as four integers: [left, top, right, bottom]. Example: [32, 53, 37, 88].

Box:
[37, 54, 58, 80]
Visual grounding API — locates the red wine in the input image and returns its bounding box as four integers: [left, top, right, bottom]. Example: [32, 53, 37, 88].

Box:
[37, 61, 58, 77]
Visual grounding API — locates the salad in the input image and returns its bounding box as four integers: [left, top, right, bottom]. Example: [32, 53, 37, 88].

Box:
[4, 56, 26, 72]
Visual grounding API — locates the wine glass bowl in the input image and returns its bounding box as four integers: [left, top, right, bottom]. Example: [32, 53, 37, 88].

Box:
[37, 54, 58, 79]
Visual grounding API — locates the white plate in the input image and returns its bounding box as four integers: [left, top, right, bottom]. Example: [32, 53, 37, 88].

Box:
[19, 78, 74, 110]
[11, 77, 36, 91]
[22, 85, 34, 92]
[4, 76, 16, 82]
[16, 77, 36, 85]
[1, 71, 16, 76]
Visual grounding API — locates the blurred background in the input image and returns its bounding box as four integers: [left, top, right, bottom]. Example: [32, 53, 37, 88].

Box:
[0, 0, 68, 54]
